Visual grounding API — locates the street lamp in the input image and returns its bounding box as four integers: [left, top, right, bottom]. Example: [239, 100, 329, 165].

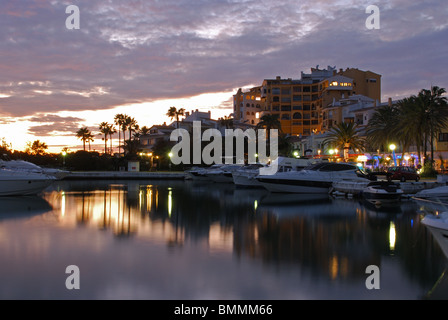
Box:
[389, 144, 397, 166]
[168, 152, 173, 171]
[62, 151, 67, 167]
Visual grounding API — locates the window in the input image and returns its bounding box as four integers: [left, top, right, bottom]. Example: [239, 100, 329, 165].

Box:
[281, 88, 291, 95]
[281, 114, 290, 120]
[293, 86, 302, 93]
[281, 96, 291, 103]
[293, 105, 302, 110]
[293, 112, 302, 119]
[293, 95, 302, 101]
[272, 88, 280, 94]
[303, 86, 311, 92]
[439, 133, 448, 142]
[273, 96, 280, 102]
[303, 104, 311, 111]
[281, 105, 291, 111]
[292, 121, 302, 126]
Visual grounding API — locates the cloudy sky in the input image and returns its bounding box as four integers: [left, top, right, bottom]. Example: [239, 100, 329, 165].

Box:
[0, 0, 447, 152]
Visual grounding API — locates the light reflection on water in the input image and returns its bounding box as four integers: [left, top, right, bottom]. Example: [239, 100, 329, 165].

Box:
[0, 179, 447, 300]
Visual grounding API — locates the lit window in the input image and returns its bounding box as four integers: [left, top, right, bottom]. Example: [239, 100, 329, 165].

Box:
[331, 81, 338, 86]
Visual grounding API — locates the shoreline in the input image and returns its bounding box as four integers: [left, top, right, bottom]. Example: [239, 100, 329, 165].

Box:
[63, 171, 186, 180]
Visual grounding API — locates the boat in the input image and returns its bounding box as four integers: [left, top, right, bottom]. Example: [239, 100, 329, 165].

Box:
[185, 164, 225, 181]
[331, 179, 370, 196]
[256, 162, 374, 194]
[414, 185, 448, 201]
[0, 159, 69, 180]
[0, 168, 56, 196]
[232, 164, 266, 187]
[232, 157, 322, 188]
[205, 164, 243, 183]
[422, 212, 448, 232]
[361, 181, 403, 206]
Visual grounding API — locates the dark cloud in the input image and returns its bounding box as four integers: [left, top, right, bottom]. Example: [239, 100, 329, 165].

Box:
[27, 114, 85, 136]
[0, 0, 446, 118]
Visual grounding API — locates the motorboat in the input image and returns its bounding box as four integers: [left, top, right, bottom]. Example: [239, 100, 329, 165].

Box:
[205, 164, 243, 183]
[0, 168, 56, 196]
[232, 157, 321, 188]
[256, 162, 374, 193]
[232, 164, 266, 187]
[414, 185, 448, 201]
[422, 212, 448, 232]
[361, 181, 403, 206]
[185, 164, 225, 181]
[331, 179, 370, 196]
[0, 159, 69, 180]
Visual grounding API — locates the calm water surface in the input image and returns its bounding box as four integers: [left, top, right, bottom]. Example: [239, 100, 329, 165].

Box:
[0, 179, 447, 300]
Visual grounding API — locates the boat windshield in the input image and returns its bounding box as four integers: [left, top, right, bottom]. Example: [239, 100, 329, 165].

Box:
[304, 162, 358, 172]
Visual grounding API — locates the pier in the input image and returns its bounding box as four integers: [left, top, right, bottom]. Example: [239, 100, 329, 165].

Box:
[63, 171, 186, 180]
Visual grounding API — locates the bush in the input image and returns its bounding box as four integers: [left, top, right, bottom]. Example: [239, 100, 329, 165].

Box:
[420, 162, 438, 178]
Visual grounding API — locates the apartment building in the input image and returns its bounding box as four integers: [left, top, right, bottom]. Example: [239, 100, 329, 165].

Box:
[234, 66, 382, 136]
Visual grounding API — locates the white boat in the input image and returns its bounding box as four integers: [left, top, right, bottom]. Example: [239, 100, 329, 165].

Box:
[0, 168, 56, 196]
[332, 179, 370, 195]
[256, 162, 373, 193]
[0, 159, 69, 180]
[185, 164, 225, 181]
[414, 185, 448, 200]
[422, 212, 448, 232]
[361, 181, 403, 206]
[232, 164, 266, 187]
[232, 157, 321, 188]
[205, 164, 243, 183]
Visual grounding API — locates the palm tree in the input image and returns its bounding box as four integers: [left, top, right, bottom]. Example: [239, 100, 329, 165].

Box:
[76, 127, 94, 151]
[256, 114, 282, 144]
[166, 107, 185, 128]
[99, 122, 110, 154]
[219, 114, 234, 129]
[366, 104, 400, 153]
[108, 124, 116, 155]
[124, 116, 138, 143]
[26, 140, 48, 155]
[140, 126, 150, 135]
[323, 122, 365, 161]
[114, 114, 126, 155]
[418, 86, 448, 165]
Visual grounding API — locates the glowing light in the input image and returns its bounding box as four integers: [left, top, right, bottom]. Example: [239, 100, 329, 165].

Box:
[168, 189, 172, 217]
[389, 221, 396, 251]
[254, 200, 258, 211]
[389, 144, 396, 151]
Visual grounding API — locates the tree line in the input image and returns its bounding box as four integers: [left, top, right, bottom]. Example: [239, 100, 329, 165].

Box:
[323, 86, 448, 171]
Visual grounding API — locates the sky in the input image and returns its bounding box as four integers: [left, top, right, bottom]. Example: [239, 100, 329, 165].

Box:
[0, 0, 447, 152]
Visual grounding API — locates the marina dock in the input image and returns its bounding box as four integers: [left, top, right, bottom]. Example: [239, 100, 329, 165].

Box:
[64, 171, 186, 180]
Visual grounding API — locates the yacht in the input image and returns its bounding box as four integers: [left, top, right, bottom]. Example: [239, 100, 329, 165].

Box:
[256, 162, 374, 193]
[205, 164, 243, 183]
[361, 181, 403, 206]
[0, 168, 56, 196]
[0, 159, 69, 180]
[414, 185, 448, 201]
[232, 157, 321, 188]
[185, 164, 225, 181]
[422, 212, 448, 232]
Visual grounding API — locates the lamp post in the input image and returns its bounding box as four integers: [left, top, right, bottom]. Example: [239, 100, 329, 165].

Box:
[389, 144, 397, 166]
[168, 152, 173, 171]
[62, 151, 67, 168]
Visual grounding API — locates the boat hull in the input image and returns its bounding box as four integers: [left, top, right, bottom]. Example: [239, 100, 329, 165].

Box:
[256, 177, 332, 193]
[0, 178, 54, 196]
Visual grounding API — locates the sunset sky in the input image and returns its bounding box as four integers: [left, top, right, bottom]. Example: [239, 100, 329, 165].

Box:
[0, 0, 447, 153]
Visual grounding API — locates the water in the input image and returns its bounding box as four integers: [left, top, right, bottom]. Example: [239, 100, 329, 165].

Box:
[0, 179, 447, 300]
